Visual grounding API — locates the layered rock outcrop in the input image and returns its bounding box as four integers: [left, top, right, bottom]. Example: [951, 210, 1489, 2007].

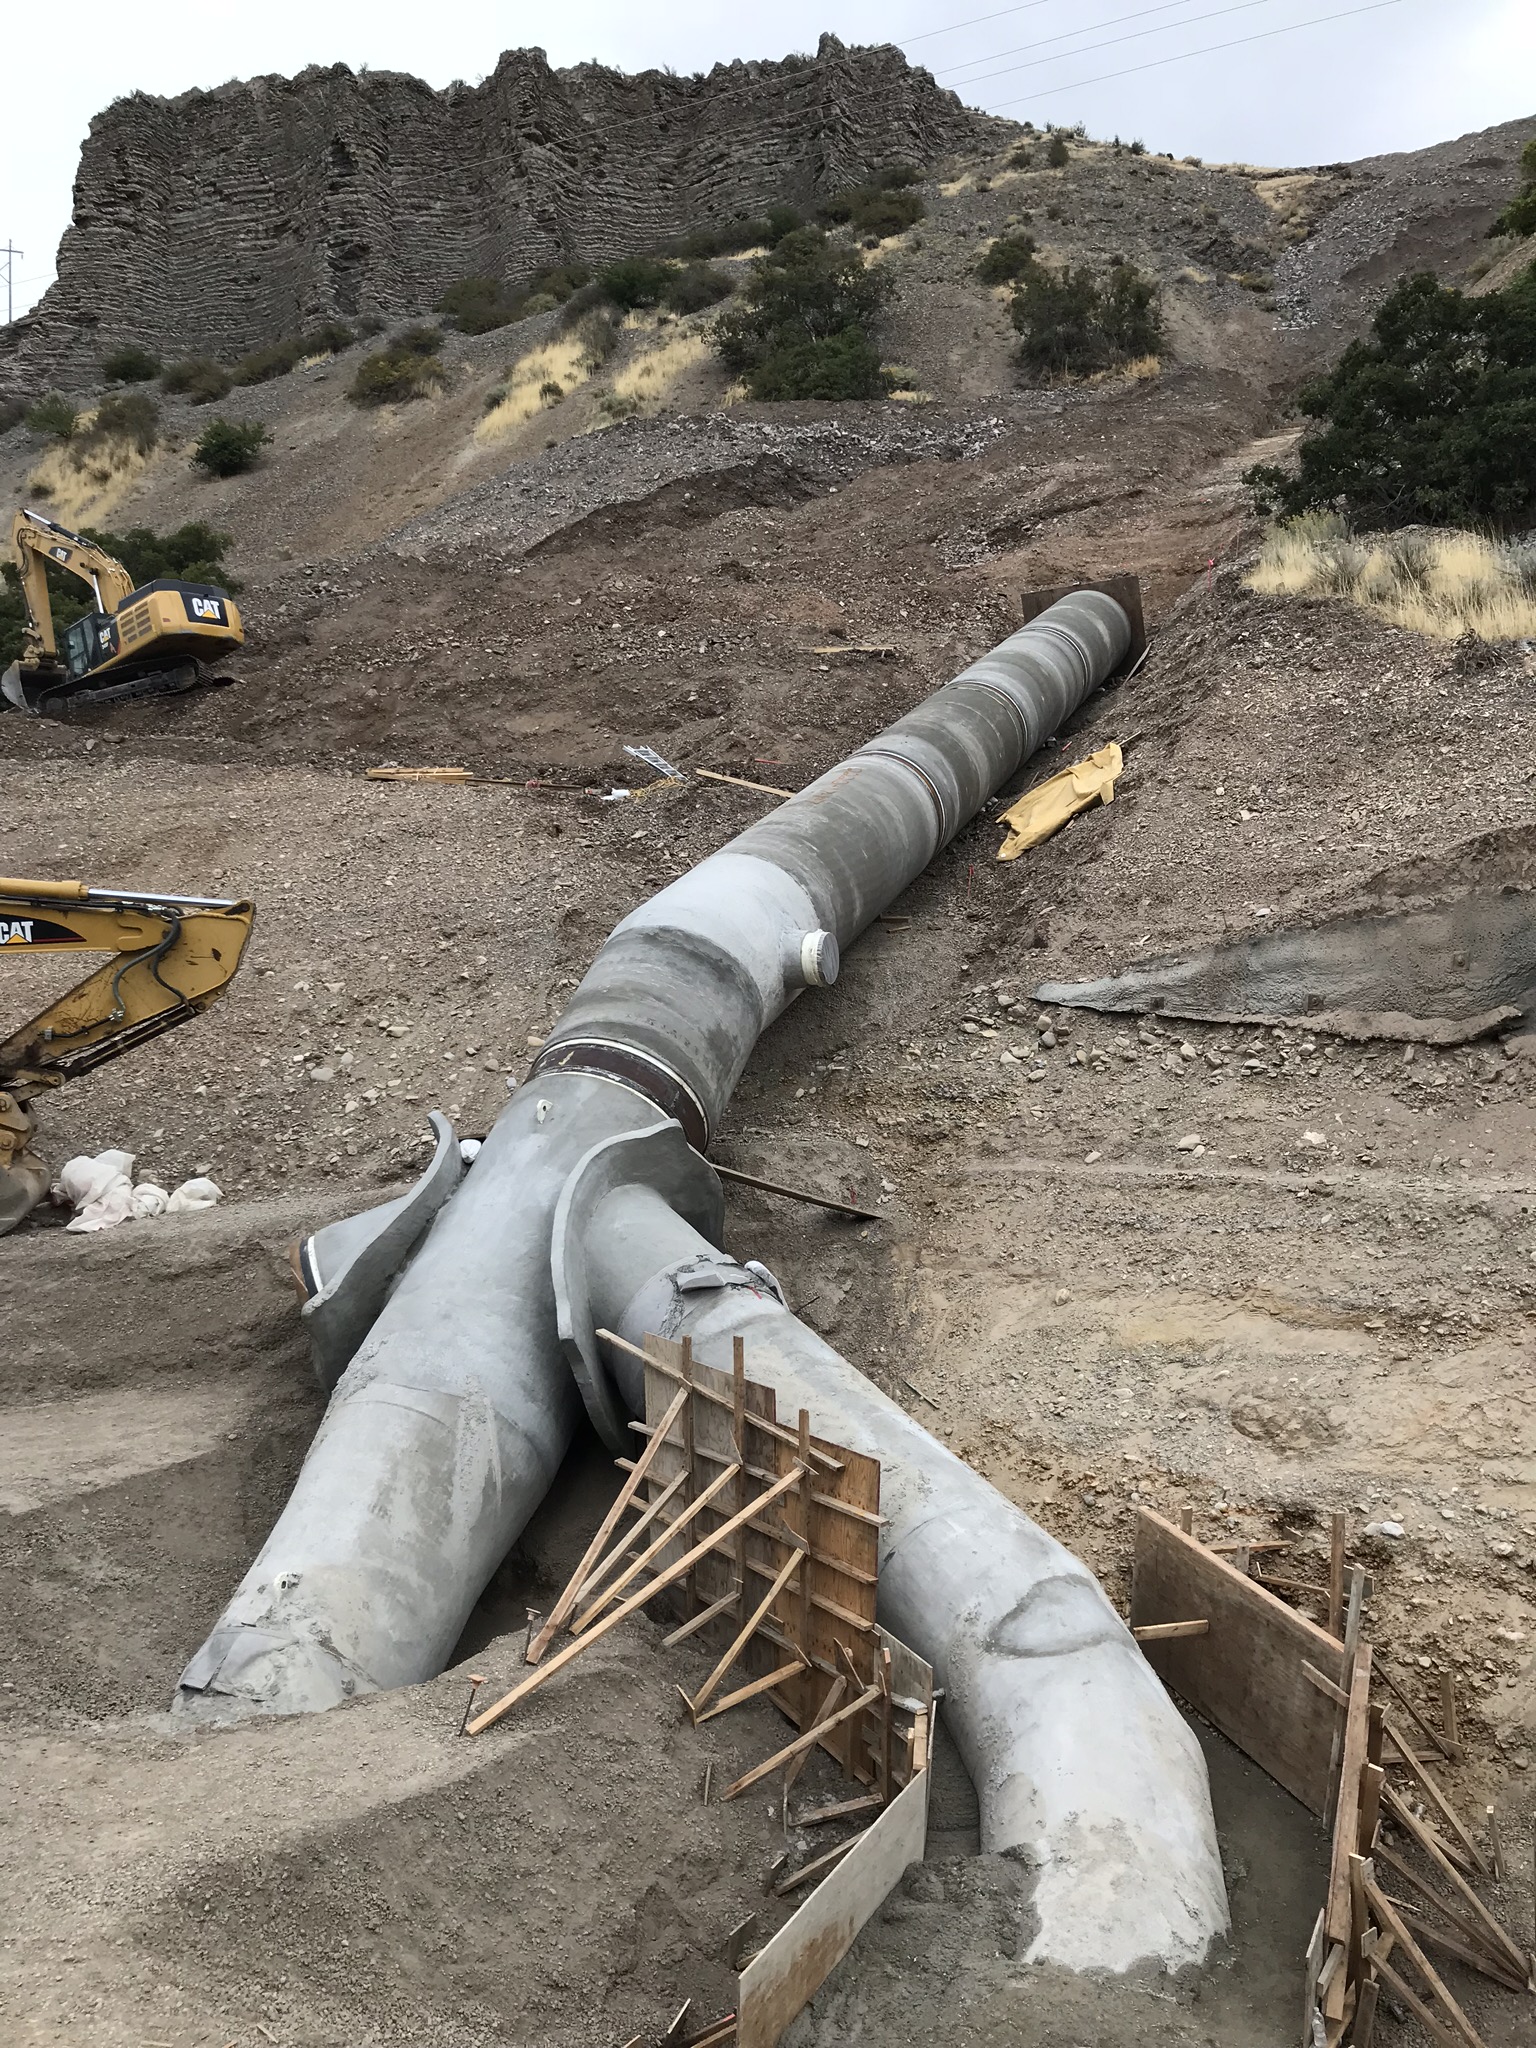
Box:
[2, 36, 990, 391]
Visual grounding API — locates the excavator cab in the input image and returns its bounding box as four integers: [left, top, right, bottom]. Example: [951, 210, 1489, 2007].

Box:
[2, 509, 244, 715]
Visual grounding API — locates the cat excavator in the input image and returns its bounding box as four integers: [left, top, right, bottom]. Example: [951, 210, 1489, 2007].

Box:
[2, 508, 244, 715]
[0, 876, 254, 1232]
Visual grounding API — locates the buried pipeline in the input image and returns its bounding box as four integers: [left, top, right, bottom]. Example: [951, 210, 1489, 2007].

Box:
[177, 586, 1229, 1973]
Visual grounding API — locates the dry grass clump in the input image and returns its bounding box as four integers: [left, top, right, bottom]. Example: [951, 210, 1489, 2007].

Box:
[1249, 514, 1536, 642]
[475, 336, 594, 440]
[608, 327, 711, 408]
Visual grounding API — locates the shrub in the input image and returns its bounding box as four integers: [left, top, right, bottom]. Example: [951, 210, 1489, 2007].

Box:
[1010, 256, 1162, 377]
[102, 343, 161, 384]
[714, 226, 895, 401]
[558, 280, 610, 328]
[301, 320, 356, 357]
[347, 334, 445, 405]
[572, 308, 620, 368]
[1247, 514, 1536, 642]
[437, 276, 523, 334]
[976, 232, 1038, 286]
[191, 418, 271, 476]
[233, 336, 303, 385]
[81, 390, 160, 454]
[1491, 138, 1536, 238]
[161, 357, 233, 403]
[538, 379, 564, 404]
[665, 264, 734, 314]
[529, 263, 591, 302]
[820, 173, 925, 238]
[26, 393, 78, 440]
[599, 257, 678, 310]
[1245, 266, 1536, 531]
[1128, 139, 1147, 156]
[1047, 133, 1071, 169]
[356, 313, 388, 338]
[1008, 145, 1033, 170]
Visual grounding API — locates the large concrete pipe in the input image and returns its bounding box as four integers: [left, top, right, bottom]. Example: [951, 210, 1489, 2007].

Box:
[178, 589, 1228, 1969]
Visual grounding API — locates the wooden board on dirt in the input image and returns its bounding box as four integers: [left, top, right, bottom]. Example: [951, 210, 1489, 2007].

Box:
[1130, 1507, 1346, 1814]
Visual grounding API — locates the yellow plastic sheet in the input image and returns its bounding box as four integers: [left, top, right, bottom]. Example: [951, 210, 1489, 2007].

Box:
[995, 741, 1123, 861]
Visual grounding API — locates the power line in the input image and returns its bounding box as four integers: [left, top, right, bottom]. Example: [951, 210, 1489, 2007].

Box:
[901, 0, 1057, 43]
[937, 0, 1212, 80]
[940, 0, 1284, 89]
[980, 0, 1411, 108]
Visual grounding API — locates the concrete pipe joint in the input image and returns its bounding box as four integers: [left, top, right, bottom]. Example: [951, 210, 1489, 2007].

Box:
[175, 587, 1229, 1972]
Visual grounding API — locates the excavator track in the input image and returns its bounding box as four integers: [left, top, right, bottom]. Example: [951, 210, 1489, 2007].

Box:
[24, 662, 234, 717]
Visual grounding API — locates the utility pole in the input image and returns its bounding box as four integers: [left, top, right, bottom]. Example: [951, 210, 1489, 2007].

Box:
[2, 245, 20, 326]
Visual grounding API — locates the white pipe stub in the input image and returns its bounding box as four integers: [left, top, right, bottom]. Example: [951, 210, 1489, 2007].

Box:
[799, 928, 840, 987]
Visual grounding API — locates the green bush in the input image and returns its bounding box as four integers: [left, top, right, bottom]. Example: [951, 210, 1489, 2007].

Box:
[161, 357, 233, 403]
[1047, 134, 1071, 169]
[82, 390, 160, 454]
[529, 263, 591, 302]
[976, 232, 1038, 286]
[1008, 145, 1033, 170]
[599, 258, 678, 310]
[714, 226, 895, 401]
[1492, 139, 1536, 238]
[1010, 256, 1161, 377]
[539, 379, 564, 404]
[301, 320, 356, 357]
[233, 336, 304, 385]
[25, 393, 78, 440]
[437, 276, 523, 334]
[572, 308, 620, 368]
[356, 313, 388, 338]
[664, 264, 734, 314]
[1245, 265, 1536, 531]
[102, 343, 161, 384]
[190, 418, 272, 477]
[347, 333, 445, 405]
[820, 170, 925, 238]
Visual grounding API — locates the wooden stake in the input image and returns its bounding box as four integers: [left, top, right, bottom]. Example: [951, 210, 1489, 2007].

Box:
[680, 1338, 697, 1619]
[1439, 1671, 1461, 1760]
[664, 1590, 739, 1648]
[695, 766, 796, 799]
[1301, 1908, 1325, 2048]
[773, 1829, 868, 1896]
[1364, 1877, 1488, 2048]
[1352, 1974, 1378, 2048]
[573, 1463, 740, 1632]
[721, 1683, 883, 1802]
[575, 1469, 688, 1603]
[1375, 1660, 1452, 1760]
[784, 1674, 846, 1799]
[694, 1658, 809, 1726]
[1369, 1955, 1463, 2048]
[1375, 1841, 1520, 1977]
[1380, 1784, 1529, 1980]
[1327, 1647, 1372, 1944]
[708, 1162, 882, 1223]
[1133, 1619, 1210, 1642]
[525, 1383, 689, 1663]
[1329, 1511, 1346, 1640]
[1383, 1714, 1489, 1876]
[1386, 1903, 1528, 1993]
[599, 1329, 842, 1468]
[1485, 1805, 1504, 1886]
[1327, 1566, 1368, 1826]
[688, 1549, 802, 1717]
[795, 1408, 815, 1726]
[467, 1464, 806, 1733]
[1179, 1505, 1194, 1535]
[732, 1336, 749, 1628]
[793, 1793, 883, 1828]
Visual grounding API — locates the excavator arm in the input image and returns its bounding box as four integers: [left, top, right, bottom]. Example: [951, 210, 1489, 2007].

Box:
[9, 508, 137, 665]
[0, 877, 254, 1231]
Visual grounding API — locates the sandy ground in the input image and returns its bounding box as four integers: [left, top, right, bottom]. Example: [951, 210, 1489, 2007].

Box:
[3, 111, 1535, 2048]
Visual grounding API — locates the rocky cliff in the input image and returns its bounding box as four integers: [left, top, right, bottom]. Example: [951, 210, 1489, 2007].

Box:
[2, 35, 991, 391]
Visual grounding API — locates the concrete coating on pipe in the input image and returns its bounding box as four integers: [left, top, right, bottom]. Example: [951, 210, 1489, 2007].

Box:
[172, 589, 1230, 1971]
[562, 1158, 1227, 1974]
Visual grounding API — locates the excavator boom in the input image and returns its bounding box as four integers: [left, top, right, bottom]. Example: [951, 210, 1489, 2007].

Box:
[3, 508, 244, 716]
[0, 877, 254, 1231]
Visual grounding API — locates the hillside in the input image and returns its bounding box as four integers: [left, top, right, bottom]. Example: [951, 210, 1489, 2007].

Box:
[2, 61, 1536, 2048]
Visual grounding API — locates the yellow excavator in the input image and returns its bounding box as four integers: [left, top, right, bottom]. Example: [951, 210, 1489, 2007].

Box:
[0, 877, 254, 1232]
[2, 508, 244, 715]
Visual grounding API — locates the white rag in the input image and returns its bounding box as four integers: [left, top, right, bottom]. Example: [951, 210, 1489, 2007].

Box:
[166, 1176, 222, 1214]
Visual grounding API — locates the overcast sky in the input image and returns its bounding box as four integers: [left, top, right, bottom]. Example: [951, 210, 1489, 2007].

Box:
[4, 0, 1531, 321]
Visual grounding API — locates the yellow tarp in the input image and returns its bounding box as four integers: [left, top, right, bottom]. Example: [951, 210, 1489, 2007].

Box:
[995, 741, 1123, 861]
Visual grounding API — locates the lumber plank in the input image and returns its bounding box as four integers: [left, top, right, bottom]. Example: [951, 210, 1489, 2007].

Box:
[601, 1328, 842, 1466]
[792, 1793, 884, 1828]
[1131, 1508, 1345, 1814]
[1327, 1647, 1373, 1945]
[1364, 1878, 1487, 2048]
[1388, 1904, 1529, 1993]
[572, 1463, 741, 1631]
[525, 1382, 689, 1663]
[689, 1549, 803, 1716]
[1383, 1715, 1489, 1876]
[1374, 1843, 1518, 1973]
[575, 1469, 688, 1602]
[1375, 1661, 1452, 1759]
[722, 1684, 883, 1802]
[737, 1764, 928, 2048]
[1370, 1957, 1462, 2048]
[774, 1830, 867, 1896]
[466, 1464, 805, 1733]
[663, 1591, 738, 1648]
[694, 1658, 809, 1726]
[1133, 1619, 1209, 1642]
[784, 1676, 846, 1798]
[1380, 1784, 1529, 1978]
